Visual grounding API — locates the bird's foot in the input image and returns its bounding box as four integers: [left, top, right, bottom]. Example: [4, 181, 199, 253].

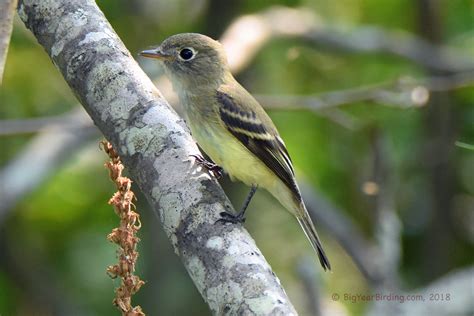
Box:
[190, 154, 223, 179]
[215, 185, 257, 225]
[216, 210, 246, 224]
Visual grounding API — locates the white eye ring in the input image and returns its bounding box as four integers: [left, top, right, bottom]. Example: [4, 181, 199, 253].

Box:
[178, 47, 197, 61]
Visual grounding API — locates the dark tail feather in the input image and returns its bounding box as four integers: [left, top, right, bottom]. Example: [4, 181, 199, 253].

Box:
[296, 204, 331, 271]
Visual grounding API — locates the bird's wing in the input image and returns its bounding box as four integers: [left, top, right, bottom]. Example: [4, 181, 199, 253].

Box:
[216, 86, 300, 200]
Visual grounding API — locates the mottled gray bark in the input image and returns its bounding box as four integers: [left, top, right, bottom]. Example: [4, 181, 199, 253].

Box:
[0, 0, 18, 83]
[17, 0, 297, 314]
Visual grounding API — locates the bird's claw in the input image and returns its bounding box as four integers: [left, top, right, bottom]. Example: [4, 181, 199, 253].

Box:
[190, 154, 223, 179]
[216, 211, 246, 224]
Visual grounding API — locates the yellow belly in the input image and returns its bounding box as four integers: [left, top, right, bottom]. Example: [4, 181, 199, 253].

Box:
[189, 121, 276, 188]
[189, 120, 299, 215]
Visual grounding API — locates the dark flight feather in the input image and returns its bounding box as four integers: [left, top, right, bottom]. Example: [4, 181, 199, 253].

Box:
[217, 90, 300, 201]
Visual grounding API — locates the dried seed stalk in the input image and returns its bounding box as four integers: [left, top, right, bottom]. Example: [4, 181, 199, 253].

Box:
[101, 141, 145, 316]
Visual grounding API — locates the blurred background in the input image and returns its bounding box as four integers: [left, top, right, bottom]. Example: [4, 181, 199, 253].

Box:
[1, 0, 473, 315]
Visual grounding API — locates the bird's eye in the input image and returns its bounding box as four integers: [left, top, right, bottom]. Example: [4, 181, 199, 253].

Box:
[179, 48, 194, 60]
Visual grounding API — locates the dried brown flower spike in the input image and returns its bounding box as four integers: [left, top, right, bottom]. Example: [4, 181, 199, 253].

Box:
[101, 140, 145, 316]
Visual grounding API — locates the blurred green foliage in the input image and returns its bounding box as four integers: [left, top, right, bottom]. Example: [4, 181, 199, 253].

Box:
[1, 0, 473, 315]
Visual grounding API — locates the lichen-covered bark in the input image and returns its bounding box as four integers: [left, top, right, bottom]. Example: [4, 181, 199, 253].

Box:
[0, 0, 18, 83]
[17, 0, 297, 314]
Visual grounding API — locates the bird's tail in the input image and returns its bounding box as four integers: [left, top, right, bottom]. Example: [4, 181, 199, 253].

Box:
[270, 181, 331, 270]
[296, 202, 331, 271]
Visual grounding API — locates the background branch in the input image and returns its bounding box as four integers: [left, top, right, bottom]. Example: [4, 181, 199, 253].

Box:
[0, 108, 96, 222]
[220, 6, 474, 74]
[257, 72, 474, 111]
[0, 109, 88, 136]
[2, 70, 472, 136]
[370, 130, 401, 290]
[368, 267, 474, 316]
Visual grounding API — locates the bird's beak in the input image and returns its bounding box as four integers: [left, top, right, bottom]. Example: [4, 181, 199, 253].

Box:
[139, 48, 173, 60]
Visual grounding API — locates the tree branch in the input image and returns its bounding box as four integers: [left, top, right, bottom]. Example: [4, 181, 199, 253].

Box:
[0, 0, 17, 84]
[256, 72, 474, 111]
[2, 70, 471, 136]
[0, 108, 96, 222]
[17, 0, 297, 314]
[368, 267, 474, 316]
[369, 130, 401, 290]
[220, 6, 474, 73]
[0, 110, 86, 136]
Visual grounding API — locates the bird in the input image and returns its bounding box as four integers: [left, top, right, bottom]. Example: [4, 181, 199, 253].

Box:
[140, 33, 331, 271]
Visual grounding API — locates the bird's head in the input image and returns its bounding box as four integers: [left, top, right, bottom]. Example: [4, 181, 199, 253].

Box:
[140, 33, 230, 89]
